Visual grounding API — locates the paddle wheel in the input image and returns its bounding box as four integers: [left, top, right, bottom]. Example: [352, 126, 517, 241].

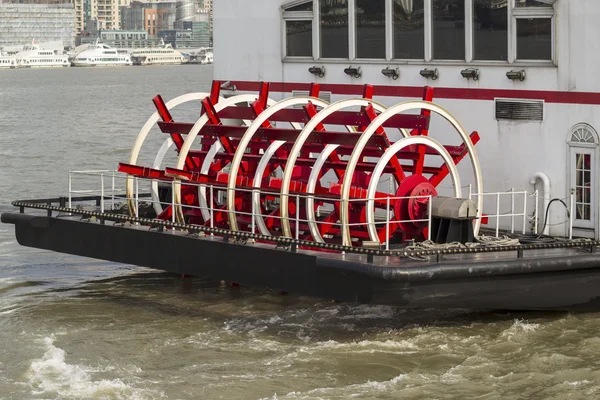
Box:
[118, 81, 483, 247]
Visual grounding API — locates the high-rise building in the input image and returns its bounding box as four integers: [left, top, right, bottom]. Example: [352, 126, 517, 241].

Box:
[74, 0, 96, 32]
[96, 0, 131, 30]
[0, 4, 75, 47]
[203, 0, 211, 37]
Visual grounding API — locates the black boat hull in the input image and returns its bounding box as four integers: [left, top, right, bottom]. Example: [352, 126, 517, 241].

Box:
[4, 212, 600, 311]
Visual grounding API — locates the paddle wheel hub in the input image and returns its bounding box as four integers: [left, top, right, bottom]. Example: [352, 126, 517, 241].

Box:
[394, 175, 438, 236]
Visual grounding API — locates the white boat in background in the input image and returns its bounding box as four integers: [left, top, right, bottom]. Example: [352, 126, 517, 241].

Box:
[71, 41, 132, 67]
[130, 41, 186, 66]
[0, 52, 17, 69]
[187, 47, 213, 65]
[203, 49, 213, 64]
[15, 42, 69, 68]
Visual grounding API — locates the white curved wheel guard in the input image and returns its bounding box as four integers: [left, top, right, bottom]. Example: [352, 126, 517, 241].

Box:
[340, 101, 483, 247]
[172, 94, 277, 222]
[304, 143, 339, 242]
[250, 109, 360, 237]
[226, 97, 330, 232]
[251, 140, 286, 235]
[126, 92, 212, 216]
[151, 138, 175, 214]
[195, 99, 296, 222]
[278, 98, 391, 240]
[365, 136, 462, 243]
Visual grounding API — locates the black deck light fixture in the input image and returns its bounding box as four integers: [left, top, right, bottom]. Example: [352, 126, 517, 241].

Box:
[506, 69, 526, 81]
[381, 67, 399, 80]
[308, 65, 325, 78]
[460, 68, 480, 81]
[420, 68, 438, 80]
[344, 66, 362, 78]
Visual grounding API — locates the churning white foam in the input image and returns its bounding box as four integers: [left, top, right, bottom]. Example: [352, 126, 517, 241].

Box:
[500, 319, 541, 340]
[28, 335, 162, 399]
[258, 374, 407, 399]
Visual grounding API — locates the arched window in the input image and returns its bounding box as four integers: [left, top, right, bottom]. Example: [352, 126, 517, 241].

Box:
[569, 124, 599, 146]
[568, 123, 599, 232]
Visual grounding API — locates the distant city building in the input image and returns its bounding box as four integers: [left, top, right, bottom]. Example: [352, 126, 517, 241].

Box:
[85, 17, 106, 34]
[0, 4, 74, 47]
[172, 0, 210, 41]
[174, 0, 199, 23]
[0, 0, 70, 3]
[78, 28, 162, 48]
[160, 18, 209, 49]
[97, 0, 131, 30]
[74, 0, 96, 33]
[204, 0, 212, 37]
[113, 0, 211, 48]
[121, 1, 175, 35]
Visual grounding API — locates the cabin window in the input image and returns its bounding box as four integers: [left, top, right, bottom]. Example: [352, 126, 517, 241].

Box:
[355, 0, 385, 59]
[283, 0, 314, 58]
[393, 0, 425, 60]
[514, 0, 554, 61]
[432, 0, 465, 60]
[286, 20, 313, 57]
[473, 0, 508, 60]
[516, 18, 552, 60]
[320, 0, 349, 58]
[282, 0, 555, 64]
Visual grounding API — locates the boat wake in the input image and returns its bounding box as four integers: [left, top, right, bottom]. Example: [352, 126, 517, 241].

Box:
[27, 335, 163, 399]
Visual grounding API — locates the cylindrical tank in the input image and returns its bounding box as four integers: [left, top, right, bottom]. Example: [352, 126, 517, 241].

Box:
[176, 0, 203, 22]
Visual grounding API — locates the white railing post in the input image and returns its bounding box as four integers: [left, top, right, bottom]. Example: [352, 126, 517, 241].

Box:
[135, 177, 139, 219]
[111, 172, 115, 211]
[209, 185, 214, 234]
[171, 180, 175, 227]
[468, 183, 472, 201]
[495, 192, 500, 238]
[510, 188, 515, 234]
[341, 198, 347, 247]
[427, 195, 432, 241]
[534, 189, 539, 235]
[522, 192, 527, 234]
[251, 189, 256, 234]
[385, 197, 390, 251]
[295, 194, 300, 240]
[68, 171, 72, 209]
[100, 173, 105, 214]
[569, 189, 575, 239]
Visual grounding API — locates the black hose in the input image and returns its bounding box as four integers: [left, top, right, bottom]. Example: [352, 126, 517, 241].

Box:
[506, 198, 571, 244]
[537, 198, 570, 239]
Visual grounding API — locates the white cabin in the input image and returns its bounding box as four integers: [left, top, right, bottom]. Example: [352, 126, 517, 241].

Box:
[213, 0, 600, 239]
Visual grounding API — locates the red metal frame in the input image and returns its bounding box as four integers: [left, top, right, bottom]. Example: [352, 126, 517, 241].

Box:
[121, 80, 481, 245]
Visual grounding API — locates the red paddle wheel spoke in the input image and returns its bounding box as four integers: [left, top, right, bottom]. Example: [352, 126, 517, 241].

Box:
[412, 86, 434, 175]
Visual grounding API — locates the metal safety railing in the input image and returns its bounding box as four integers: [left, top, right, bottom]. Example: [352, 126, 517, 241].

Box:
[68, 170, 433, 250]
[68, 170, 576, 246]
[468, 185, 575, 240]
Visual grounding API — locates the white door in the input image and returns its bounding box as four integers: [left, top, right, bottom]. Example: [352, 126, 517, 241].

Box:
[570, 147, 595, 230]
